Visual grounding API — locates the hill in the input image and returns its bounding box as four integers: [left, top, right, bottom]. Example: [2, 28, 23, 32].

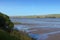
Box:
[10, 14, 60, 18]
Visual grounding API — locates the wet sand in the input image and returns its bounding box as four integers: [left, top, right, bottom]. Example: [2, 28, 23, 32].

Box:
[15, 24, 60, 40]
[46, 33, 60, 40]
[28, 28, 60, 40]
[28, 28, 60, 34]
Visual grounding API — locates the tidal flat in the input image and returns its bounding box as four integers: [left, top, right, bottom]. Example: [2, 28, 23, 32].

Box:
[12, 18, 60, 40]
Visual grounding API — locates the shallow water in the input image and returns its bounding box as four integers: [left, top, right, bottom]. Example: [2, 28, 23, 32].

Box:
[11, 18, 60, 40]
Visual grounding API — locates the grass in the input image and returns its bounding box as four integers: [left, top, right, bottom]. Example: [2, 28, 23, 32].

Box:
[0, 30, 19, 40]
[0, 29, 35, 40]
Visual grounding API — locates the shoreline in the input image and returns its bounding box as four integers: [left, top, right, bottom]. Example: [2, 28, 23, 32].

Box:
[28, 28, 60, 40]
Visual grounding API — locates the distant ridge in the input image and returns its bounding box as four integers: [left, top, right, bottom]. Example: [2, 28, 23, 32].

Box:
[10, 14, 60, 18]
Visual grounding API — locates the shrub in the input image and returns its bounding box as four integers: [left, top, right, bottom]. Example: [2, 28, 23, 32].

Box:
[0, 12, 14, 33]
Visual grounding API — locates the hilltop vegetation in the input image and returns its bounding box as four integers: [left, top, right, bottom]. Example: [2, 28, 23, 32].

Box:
[0, 12, 35, 40]
[10, 14, 60, 18]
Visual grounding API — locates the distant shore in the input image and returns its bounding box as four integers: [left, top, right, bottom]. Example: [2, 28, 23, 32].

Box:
[10, 14, 60, 18]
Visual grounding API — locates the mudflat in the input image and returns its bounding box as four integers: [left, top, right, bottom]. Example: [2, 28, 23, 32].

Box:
[46, 33, 60, 40]
[28, 28, 60, 40]
[28, 28, 60, 34]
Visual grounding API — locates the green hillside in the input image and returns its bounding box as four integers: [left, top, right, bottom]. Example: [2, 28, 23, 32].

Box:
[10, 14, 60, 18]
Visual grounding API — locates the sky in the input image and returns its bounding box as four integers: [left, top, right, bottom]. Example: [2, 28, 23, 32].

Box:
[0, 0, 60, 16]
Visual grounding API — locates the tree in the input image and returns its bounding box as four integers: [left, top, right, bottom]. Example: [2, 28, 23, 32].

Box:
[0, 12, 14, 33]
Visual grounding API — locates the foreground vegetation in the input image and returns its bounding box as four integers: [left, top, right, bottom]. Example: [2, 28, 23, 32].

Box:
[0, 12, 35, 40]
[0, 29, 35, 40]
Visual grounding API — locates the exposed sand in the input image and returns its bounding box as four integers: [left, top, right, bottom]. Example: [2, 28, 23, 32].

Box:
[15, 24, 60, 40]
[28, 28, 60, 34]
[46, 33, 60, 40]
[28, 28, 60, 40]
